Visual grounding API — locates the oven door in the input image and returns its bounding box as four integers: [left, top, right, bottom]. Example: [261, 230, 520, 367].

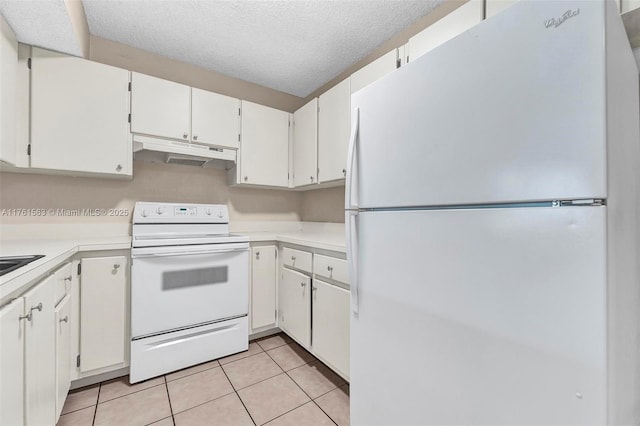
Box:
[131, 242, 249, 338]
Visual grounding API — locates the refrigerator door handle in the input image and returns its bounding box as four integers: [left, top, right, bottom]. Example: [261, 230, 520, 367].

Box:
[346, 210, 359, 314]
[345, 107, 360, 210]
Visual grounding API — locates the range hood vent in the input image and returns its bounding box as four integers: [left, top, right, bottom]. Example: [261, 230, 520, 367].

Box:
[166, 154, 209, 167]
[133, 135, 236, 169]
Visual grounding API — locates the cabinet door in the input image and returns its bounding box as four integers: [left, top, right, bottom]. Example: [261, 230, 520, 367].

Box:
[622, 0, 640, 13]
[279, 268, 311, 348]
[24, 275, 56, 426]
[312, 280, 350, 379]
[251, 246, 277, 330]
[131, 72, 191, 142]
[191, 88, 240, 149]
[55, 295, 72, 420]
[318, 78, 350, 183]
[293, 98, 318, 187]
[0, 297, 25, 426]
[240, 101, 290, 187]
[80, 256, 127, 372]
[408, 0, 484, 62]
[485, 0, 519, 18]
[0, 15, 17, 166]
[350, 49, 397, 95]
[30, 48, 131, 176]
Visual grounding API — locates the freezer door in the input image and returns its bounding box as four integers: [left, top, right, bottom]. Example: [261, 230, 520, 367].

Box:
[352, 206, 606, 425]
[352, 0, 607, 208]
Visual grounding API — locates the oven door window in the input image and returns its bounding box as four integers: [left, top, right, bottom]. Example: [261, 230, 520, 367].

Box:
[131, 248, 249, 338]
[163, 266, 228, 290]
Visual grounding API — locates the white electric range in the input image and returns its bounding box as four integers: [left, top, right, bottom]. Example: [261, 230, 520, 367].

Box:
[130, 202, 249, 383]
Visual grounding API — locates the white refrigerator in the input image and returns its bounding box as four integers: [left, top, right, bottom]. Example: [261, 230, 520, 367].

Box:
[346, 1, 640, 425]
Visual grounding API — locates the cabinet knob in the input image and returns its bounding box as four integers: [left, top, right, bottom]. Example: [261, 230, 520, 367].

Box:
[183, 133, 188, 139]
[112, 264, 120, 275]
[59, 316, 68, 324]
[300, 282, 306, 287]
[244, 176, 248, 182]
[30, 302, 43, 313]
[327, 266, 333, 272]
[312, 285, 317, 293]
[64, 275, 72, 282]
[19, 312, 32, 322]
[116, 164, 122, 172]
[256, 251, 260, 259]
[193, 135, 198, 141]
[342, 169, 346, 175]
[310, 176, 314, 182]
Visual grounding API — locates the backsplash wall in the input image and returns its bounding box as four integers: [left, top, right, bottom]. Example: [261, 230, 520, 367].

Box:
[0, 161, 302, 224]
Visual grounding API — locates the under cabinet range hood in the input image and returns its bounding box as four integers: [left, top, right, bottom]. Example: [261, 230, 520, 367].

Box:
[133, 135, 236, 168]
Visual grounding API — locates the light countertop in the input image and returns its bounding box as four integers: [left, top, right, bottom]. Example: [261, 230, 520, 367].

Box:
[243, 230, 346, 253]
[0, 236, 131, 302]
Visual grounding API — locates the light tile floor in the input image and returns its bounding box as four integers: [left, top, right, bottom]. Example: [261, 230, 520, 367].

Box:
[57, 333, 349, 426]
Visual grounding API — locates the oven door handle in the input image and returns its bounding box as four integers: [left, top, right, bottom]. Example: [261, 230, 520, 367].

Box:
[133, 248, 248, 258]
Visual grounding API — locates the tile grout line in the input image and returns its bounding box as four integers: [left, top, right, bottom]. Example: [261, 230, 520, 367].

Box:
[162, 375, 177, 426]
[91, 383, 101, 426]
[97, 381, 167, 404]
[263, 342, 340, 426]
[165, 363, 220, 384]
[218, 363, 258, 426]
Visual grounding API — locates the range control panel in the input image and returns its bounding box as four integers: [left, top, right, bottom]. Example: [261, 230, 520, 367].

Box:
[133, 202, 229, 224]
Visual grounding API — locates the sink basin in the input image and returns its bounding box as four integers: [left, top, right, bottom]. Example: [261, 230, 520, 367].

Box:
[0, 255, 45, 276]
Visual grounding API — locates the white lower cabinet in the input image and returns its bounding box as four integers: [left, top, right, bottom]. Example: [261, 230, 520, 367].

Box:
[24, 275, 56, 426]
[251, 245, 277, 331]
[55, 295, 72, 419]
[279, 268, 311, 348]
[80, 256, 128, 372]
[312, 280, 350, 380]
[0, 297, 25, 426]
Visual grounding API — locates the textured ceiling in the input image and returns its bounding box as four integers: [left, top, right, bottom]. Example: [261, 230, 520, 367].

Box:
[82, 0, 443, 97]
[0, 0, 83, 56]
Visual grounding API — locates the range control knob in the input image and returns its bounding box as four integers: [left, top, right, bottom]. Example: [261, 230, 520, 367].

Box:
[205, 208, 212, 216]
[156, 207, 165, 215]
[217, 211, 224, 219]
[141, 209, 148, 217]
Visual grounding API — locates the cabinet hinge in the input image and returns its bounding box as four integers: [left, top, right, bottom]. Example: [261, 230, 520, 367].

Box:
[238, 134, 240, 142]
[76, 355, 80, 368]
[128, 113, 131, 124]
[27, 144, 31, 156]
[317, 167, 319, 176]
[27, 58, 31, 69]
[128, 82, 131, 92]
[77, 263, 81, 275]
[238, 108, 241, 116]
[396, 58, 401, 69]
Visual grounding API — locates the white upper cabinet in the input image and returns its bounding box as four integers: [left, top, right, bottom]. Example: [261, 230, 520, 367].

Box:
[318, 78, 350, 183]
[131, 72, 191, 142]
[191, 88, 240, 149]
[293, 98, 318, 187]
[622, 0, 640, 13]
[408, 0, 484, 62]
[486, 0, 519, 18]
[0, 15, 17, 166]
[239, 100, 290, 187]
[350, 49, 398, 95]
[30, 48, 131, 176]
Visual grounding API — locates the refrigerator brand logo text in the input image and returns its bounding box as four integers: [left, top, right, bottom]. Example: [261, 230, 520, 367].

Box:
[544, 8, 580, 29]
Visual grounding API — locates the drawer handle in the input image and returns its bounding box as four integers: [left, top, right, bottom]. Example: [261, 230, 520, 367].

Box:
[59, 316, 68, 324]
[327, 266, 333, 272]
[30, 303, 43, 313]
[64, 275, 72, 282]
[300, 282, 306, 288]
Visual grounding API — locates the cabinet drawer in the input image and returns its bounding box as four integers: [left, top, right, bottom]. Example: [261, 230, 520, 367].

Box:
[314, 255, 348, 284]
[282, 247, 312, 273]
[53, 262, 72, 306]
